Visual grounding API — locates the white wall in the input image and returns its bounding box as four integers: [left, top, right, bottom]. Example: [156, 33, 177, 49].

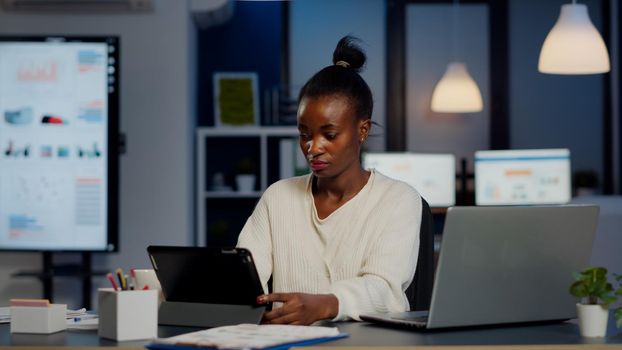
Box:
[289, 0, 386, 152]
[0, 0, 195, 309]
[509, 0, 604, 185]
[406, 4, 489, 171]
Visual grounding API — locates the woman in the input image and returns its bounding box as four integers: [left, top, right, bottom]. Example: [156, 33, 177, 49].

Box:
[237, 36, 422, 325]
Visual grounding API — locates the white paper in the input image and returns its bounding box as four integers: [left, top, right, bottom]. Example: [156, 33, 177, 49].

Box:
[152, 324, 342, 349]
[0, 306, 89, 324]
[0, 307, 10, 324]
[66, 314, 99, 330]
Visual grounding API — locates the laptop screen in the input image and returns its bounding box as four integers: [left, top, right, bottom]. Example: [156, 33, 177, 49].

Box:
[475, 148, 571, 205]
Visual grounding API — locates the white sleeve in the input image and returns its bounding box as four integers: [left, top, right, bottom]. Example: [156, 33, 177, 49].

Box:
[329, 191, 421, 321]
[236, 195, 273, 294]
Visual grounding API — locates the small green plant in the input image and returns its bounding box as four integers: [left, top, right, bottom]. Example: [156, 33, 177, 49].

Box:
[615, 274, 622, 328]
[235, 157, 256, 175]
[570, 267, 615, 305]
[570, 267, 622, 327]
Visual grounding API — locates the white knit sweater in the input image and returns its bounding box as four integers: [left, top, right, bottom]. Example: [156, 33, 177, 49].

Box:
[237, 170, 422, 321]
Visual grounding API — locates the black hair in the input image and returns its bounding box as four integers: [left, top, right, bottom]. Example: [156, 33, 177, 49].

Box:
[298, 36, 373, 120]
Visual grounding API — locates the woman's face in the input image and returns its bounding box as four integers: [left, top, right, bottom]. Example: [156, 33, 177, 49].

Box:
[297, 95, 370, 178]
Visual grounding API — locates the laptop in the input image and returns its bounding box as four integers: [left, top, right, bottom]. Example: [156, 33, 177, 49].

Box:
[360, 205, 599, 329]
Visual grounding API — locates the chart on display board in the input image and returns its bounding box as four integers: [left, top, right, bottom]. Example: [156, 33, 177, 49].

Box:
[0, 36, 119, 251]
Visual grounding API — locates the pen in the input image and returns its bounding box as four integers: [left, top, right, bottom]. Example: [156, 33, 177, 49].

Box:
[106, 272, 119, 291]
[116, 268, 127, 290]
[73, 315, 98, 322]
[130, 269, 137, 290]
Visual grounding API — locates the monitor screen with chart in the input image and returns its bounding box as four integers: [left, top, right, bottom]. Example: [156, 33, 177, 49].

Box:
[475, 148, 571, 206]
[0, 36, 119, 251]
[363, 152, 456, 207]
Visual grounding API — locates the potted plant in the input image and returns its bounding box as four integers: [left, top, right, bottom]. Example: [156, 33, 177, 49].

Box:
[569, 267, 622, 337]
[234, 157, 256, 193]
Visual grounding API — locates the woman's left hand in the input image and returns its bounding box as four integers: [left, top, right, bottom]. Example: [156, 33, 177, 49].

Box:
[258, 293, 338, 325]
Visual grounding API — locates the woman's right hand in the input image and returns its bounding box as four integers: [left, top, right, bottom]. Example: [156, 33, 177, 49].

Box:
[258, 292, 338, 325]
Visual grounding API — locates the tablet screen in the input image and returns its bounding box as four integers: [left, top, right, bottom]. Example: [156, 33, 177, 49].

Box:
[147, 246, 264, 305]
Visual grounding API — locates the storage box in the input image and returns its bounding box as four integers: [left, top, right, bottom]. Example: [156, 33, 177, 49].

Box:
[10, 304, 67, 334]
[97, 288, 158, 341]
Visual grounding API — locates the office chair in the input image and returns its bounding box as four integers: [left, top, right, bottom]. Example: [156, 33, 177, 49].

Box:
[405, 197, 435, 311]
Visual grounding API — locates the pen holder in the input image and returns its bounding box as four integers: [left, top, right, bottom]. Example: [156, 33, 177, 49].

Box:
[97, 288, 158, 341]
[10, 304, 67, 334]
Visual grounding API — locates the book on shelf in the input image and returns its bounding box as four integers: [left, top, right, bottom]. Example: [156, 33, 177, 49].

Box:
[146, 323, 348, 350]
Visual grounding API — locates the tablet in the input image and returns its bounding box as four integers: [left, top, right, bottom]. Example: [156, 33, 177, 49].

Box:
[147, 246, 265, 306]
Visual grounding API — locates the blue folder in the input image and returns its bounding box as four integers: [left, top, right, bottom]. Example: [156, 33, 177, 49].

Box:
[145, 332, 349, 350]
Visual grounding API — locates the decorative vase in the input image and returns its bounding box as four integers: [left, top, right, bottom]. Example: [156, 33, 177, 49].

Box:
[576, 303, 608, 337]
[235, 174, 256, 193]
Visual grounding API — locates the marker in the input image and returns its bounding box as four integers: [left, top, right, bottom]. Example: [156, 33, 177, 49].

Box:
[130, 269, 137, 290]
[115, 268, 127, 290]
[106, 272, 119, 291]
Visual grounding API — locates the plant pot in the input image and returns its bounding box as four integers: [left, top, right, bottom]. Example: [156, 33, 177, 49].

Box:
[576, 303, 608, 337]
[235, 174, 256, 193]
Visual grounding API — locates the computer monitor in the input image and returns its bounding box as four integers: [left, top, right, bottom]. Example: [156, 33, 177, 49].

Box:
[475, 148, 571, 206]
[363, 153, 456, 207]
[0, 35, 119, 251]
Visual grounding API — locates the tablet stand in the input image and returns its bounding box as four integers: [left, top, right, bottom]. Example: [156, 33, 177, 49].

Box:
[158, 301, 266, 328]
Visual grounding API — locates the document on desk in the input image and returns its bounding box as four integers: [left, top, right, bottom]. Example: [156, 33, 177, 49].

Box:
[66, 313, 99, 330]
[0, 307, 9, 324]
[146, 324, 348, 350]
[0, 306, 90, 324]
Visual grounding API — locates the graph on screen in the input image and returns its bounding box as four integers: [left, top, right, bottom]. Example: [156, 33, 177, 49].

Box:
[475, 148, 571, 206]
[0, 36, 118, 251]
[363, 152, 456, 207]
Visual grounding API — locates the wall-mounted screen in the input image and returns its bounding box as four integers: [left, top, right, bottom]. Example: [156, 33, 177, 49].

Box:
[363, 153, 456, 207]
[0, 36, 119, 251]
[475, 149, 571, 206]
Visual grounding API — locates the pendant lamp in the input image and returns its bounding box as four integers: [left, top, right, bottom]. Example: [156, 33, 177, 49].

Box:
[538, 1, 610, 74]
[430, 1, 483, 113]
[431, 62, 483, 113]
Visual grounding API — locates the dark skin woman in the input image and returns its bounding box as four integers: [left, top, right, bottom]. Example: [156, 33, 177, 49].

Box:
[259, 94, 372, 325]
[239, 36, 421, 325]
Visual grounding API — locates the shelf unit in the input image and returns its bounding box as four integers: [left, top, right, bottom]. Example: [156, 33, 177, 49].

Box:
[196, 126, 299, 246]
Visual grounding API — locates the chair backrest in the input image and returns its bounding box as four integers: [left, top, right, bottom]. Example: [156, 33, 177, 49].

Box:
[405, 197, 435, 311]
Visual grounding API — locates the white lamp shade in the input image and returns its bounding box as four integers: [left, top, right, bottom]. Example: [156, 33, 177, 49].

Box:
[538, 3, 610, 74]
[431, 62, 483, 113]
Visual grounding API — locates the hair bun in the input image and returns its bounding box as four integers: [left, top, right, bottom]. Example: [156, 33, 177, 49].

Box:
[332, 36, 366, 73]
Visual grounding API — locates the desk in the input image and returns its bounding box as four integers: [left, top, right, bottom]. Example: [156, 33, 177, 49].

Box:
[0, 320, 621, 348]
